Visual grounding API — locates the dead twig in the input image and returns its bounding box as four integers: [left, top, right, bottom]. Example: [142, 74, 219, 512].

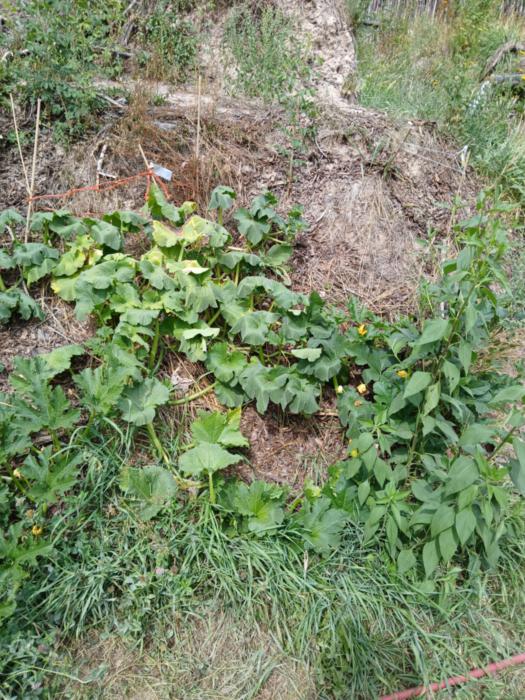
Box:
[25, 98, 41, 243]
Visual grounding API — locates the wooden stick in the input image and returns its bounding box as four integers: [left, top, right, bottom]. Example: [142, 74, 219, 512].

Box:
[9, 94, 30, 193]
[25, 98, 41, 242]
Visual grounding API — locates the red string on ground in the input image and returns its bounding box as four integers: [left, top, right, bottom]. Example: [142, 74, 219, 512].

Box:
[28, 169, 154, 203]
[380, 652, 525, 699]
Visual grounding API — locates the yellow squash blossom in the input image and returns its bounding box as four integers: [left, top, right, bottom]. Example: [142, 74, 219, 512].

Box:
[397, 370, 408, 379]
[357, 383, 367, 395]
[350, 449, 359, 459]
[336, 385, 344, 394]
[32, 525, 43, 537]
[13, 468, 22, 479]
[357, 324, 367, 337]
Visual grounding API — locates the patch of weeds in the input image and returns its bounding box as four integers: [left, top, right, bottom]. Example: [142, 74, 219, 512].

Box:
[137, 0, 199, 83]
[224, 3, 317, 165]
[354, 0, 525, 208]
[0, 0, 126, 139]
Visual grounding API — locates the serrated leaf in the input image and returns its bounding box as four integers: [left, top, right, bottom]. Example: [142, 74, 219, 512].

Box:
[232, 480, 285, 534]
[89, 221, 122, 250]
[120, 465, 177, 520]
[179, 442, 243, 476]
[191, 409, 249, 448]
[231, 311, 279, 345]
[234, 209, 271, 245]
[206, 342, 247, 383]
[41, 344, 84, 377]
[118, 377, 170, 426]
[209, 185, 236, 211]
[294, 497, 348, 553]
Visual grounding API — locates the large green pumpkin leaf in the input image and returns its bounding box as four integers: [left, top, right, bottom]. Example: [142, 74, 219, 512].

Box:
[120, 465, 177, 520]
[118, 378, 170, 426]
[191, 409, 249, 448]
[179, 442, 243, 476]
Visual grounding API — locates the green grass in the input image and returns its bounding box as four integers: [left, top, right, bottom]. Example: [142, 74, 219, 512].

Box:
[354, 0, 525, 208]
[3, 433, 525, 698]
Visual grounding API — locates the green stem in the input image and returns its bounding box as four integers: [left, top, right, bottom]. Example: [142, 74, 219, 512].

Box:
[49, 430, 61, 451]
[491, 425, 518, 462]
[146, 421, 169, 465]
[234, 263, 240, 286]
[218, 208, 223, 227]
[149, 320, 160, 371]
[171, 383, 215, 406]
[208, 308, 222, 326]
[0, 274, 5, 292]
[208, 470, 216, 504]
[178, 242, 186, 262]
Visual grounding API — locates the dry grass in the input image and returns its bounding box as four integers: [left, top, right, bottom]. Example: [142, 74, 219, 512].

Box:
[62, 611, 315, 700]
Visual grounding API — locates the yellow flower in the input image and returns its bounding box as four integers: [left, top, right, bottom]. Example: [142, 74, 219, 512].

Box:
[354, 399, 362, 407]
[32, 525, 43, 537]
[397, 370, 408, 379]
[357, 324, 367, 337]
[357, 383, 367, 395]
[336, 385, 344, 395]
[13, 468, 22, 479]
[350, 448, 359, 459]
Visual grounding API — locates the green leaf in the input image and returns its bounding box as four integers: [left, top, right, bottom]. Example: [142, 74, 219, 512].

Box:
[397, 549, 416, 575]
[179, 442, 243, 476]
[214, 381, 246, 408]
[510, 438, 525, 495]
[445, 456, 479, 495]
[190, 409, 249, 448]
[416, 318, 450, 346]
[240, 360, 287, 413]
[438, 527, 458, 563]
[290, 348, 323, 361]
[293, 497, 348, 553]
[120, 465, 177, 520]
[490, 385, 525, 405]
[455, 509, 477, 546]
[90, 221, 122, 250]
[443, 360, 460, 392]
[234, 209, 271, 245]
[458, 341, 473, 374]
[430, 504, 455, 538]
[147, 181, 196, 223]
[403, 371, 432, 399]
[231, 311, 279, 345]
[423, 539, 439, 578]
[422, 382, 441, 415]
[118, 378, 170, 426]
[459, 423, 494, 448]
[206, 342, 247, 383]
[232, 480, 285, 534]
[263, 243, 293, 267]
[22, 447, 83, 505]
[209, 185, 236, 211]
[41, 344, 84, 377]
